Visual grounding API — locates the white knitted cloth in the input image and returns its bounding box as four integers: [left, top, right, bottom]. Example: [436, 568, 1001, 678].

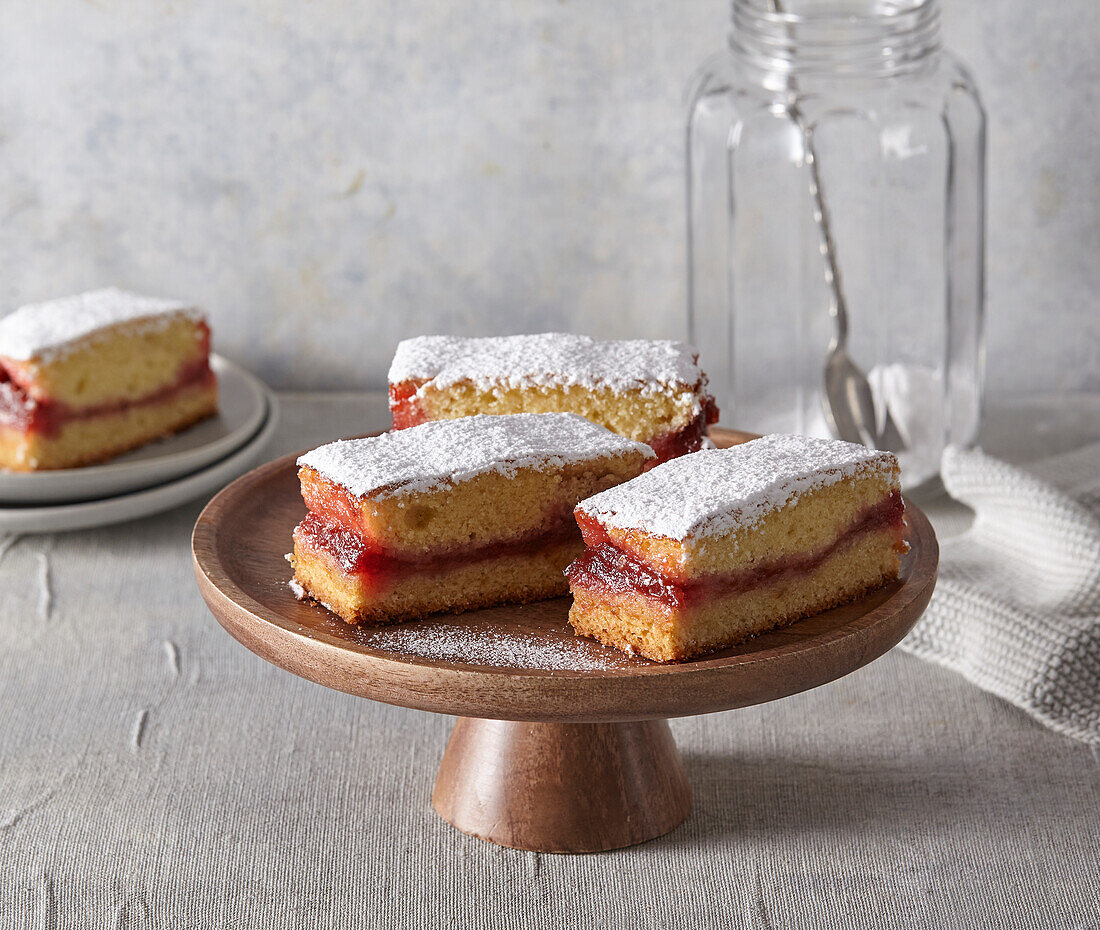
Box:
[902, 442, 1100, 746]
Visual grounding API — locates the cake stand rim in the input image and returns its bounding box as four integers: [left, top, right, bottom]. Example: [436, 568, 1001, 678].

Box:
[191, 427, 938, 722]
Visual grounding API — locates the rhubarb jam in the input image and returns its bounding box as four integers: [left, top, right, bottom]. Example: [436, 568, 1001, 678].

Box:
[566, 491, 906, 610]
[298, 467, 379, 544]
[294, 512, 583, 592]
[0, 358, 215, 438]
[573, 509, 616, 549]
[644, 396, 720, 466]
[388, 381, 426, 430]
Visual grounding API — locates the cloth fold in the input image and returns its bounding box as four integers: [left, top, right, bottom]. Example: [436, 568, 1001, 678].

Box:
[901, 442, 1100, 746]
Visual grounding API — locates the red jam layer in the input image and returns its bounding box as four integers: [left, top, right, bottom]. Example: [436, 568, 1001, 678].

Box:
[565, 491, 906, 611]
[0, 350, 214, 438]
[641, 396, 719, 466]
[389, 381, 425, 430]
[574, 508, 618, 550]
[295, 512, 581, 584]
[299, 467, 375, 542]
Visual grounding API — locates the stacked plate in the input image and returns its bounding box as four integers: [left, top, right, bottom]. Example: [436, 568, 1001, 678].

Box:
[0, 355, 279, 533]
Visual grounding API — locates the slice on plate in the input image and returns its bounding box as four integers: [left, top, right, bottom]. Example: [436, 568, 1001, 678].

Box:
[566, 434, 906, 662]
[0, 288, 217, 470]
[387, 333, 718, 465]
[290, 412, 653, 624]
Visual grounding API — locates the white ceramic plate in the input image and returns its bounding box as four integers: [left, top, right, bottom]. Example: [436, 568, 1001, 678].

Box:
[0, 395, 279, 534]
[0, 355, 267, 505]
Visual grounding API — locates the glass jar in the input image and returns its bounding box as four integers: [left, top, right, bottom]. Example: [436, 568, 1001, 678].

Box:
[687, 0, 985, 488]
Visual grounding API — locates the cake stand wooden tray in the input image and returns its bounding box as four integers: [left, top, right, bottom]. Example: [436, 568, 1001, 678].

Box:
[192, 427, 938, 853]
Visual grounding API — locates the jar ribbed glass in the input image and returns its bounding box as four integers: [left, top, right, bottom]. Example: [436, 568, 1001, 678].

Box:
[687, 0, 985, 487]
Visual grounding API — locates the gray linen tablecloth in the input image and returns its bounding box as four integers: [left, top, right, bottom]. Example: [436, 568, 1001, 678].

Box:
[2, 394, 1098, 929]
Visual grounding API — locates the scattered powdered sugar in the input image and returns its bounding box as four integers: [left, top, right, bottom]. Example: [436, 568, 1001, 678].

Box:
[0, 287, 205, 362]
[297, 412, 653, 499]
[388, 333, 707, 396]
[355, 623, 638, 671]
[289, 575, 634, 670]
[577, 433, 898, 543]
[288, 577, 345, 617]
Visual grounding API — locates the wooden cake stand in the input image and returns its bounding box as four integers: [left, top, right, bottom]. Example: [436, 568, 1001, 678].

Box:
[192, 428, 938, 853]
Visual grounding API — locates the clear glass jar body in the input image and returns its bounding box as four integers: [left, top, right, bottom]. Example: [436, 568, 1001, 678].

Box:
[687, 0, 985, 487]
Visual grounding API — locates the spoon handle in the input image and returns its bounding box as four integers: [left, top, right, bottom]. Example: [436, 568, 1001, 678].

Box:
[804, 127, 849, 347]
[767, 0, 850, 347]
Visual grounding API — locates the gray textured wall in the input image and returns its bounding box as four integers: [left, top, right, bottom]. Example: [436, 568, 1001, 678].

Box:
[1, 1, 1097, 392]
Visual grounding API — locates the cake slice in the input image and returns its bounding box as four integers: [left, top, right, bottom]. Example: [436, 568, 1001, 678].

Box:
[388, 333, 718, 465]
[290, 413, 654, 624]
[0, 288, 217, 470]
[565, 434, 906, 662]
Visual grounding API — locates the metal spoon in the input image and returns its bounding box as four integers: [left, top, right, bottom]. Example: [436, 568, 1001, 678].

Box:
[767, 0, 906, 451]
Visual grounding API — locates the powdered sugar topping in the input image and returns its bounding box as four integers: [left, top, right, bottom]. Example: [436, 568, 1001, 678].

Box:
[0, 287, 205, 362]
[577, 434, 898, 542]
[354, 624, 639, 671]
[388, 333, 707, 396]
[298, 413, 654, 499]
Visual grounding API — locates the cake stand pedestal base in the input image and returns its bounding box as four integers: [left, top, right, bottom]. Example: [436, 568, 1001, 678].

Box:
[431, 717, 693, 853]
